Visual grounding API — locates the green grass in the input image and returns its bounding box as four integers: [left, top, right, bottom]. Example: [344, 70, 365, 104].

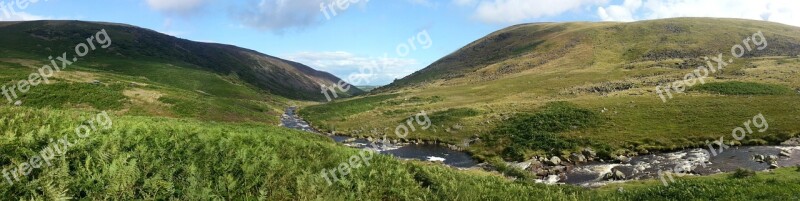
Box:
[299, 94, 399, 129]
[18, 82, 127, 110]
[423, 107, 481, 125]
[692, 81, 795, 95]
[0, 56, 285, 124]
[2, 106, 800, 200]
[484, 102, 602, 160]
[730, 168, 757, 179]
[0, 106, 584, 200]
[591, 168, 800, 200]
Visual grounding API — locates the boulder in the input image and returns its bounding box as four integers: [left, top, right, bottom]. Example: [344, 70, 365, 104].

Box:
[603, 169, 627, 181]
[614, 170, 627, 180]
[617, 155, 631, 163]
[582, 147, 597, 158]
[753, 154, 766, 163]
[570, 153, 587, 164]
[765, 155, 779, 164]
[780, 150, 792, 157]
[551, 166, 567, 174]
[781, 138, 800, 146]
[546, 156, 562, 166]
[510, 161, 532, 170]
[13, 100, 21, 106]
[769, 162, 780, 169]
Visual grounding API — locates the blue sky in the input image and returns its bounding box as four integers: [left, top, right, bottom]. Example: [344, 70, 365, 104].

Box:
[1, 0, 798, 85]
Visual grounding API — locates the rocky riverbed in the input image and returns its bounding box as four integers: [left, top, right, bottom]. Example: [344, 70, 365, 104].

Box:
[515, 145, 800, 187]
[283, 107, 800, 187]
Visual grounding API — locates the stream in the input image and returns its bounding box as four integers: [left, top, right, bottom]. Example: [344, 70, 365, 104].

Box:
[280, 107, 478, 168]
[280, 107, 800, 187]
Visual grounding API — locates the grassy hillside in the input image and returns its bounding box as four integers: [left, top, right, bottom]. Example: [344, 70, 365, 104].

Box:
[0, 20, 363, 101]
[0, 55, 291, 123]
[2, 106, 800, 200]
[0, 20, 362, 123]
[302, 18, 800, 160]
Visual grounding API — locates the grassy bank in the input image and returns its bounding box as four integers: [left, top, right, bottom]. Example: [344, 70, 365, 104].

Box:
[2, 106, 799, 200]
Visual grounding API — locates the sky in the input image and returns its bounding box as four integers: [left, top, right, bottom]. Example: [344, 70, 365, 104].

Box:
[0, 0, 798, 85]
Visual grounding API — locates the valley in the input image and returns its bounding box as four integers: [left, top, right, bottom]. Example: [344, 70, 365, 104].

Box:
[2, 17, 800, 200]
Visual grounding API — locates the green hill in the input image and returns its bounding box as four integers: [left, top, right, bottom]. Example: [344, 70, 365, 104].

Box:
[0, 20, 363, 102]
[0, 20, 367, 123]
[303, 18, 800, 160]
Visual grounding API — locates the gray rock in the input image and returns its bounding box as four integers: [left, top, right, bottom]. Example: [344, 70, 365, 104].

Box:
[551, 166, 567, 174]
[603, 169, 627, 181]
[570, 153, 587, 164]
[765, 155, 779, 164]
[617, 155, 630, 163]
[582, 147, 597, 158]
[782, 138, 800, 146]
[13, 100, 21, 106]
[769, 162, 780, 169]
[780, 150, 791, 157]
[510, 161, 532, 170]
[546, 156, 562, 166]
[753, 154, 766, 163]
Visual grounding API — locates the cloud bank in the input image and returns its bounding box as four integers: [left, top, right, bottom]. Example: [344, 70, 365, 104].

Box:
[285, 51, 419, 85]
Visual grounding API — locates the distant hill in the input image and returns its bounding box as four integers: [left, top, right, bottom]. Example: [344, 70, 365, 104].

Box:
[0, 20, 363, 101]
[356, 85, 381, 92]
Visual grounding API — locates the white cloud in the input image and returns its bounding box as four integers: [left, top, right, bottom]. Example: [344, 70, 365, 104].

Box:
[598, 0, 641, 21]
[230, 0, 372, 33]
[597, 0, 800, 27]
[284, 51, 419, 85]
[232, 0, 322, 32]
[455, 0, 799, 27]
[469, 0, 610, 24]
[0, 11, 47, 21]
[145, 0, 209, 15]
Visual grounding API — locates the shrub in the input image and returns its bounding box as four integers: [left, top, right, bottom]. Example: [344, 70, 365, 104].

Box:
[424, 108, 481, 124]
[20, 82, 127, 110]
[730, 168, 756, 179]
[487, 101, 601, 160]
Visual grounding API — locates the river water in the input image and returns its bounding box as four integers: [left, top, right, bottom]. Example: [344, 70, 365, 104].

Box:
[281, 107, 800, 186]
[280, 107, 478, 168]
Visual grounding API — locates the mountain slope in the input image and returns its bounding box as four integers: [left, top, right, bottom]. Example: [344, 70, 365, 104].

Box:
[378, 18, 800, 91]
[0, 20, 362, 101]
[304, 18, 800, 160]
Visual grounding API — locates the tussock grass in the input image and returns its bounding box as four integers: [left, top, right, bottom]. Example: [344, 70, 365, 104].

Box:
[423, 108, 480, 124]
[484, 102, 602, 160]
[692, 81, 795, 95]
